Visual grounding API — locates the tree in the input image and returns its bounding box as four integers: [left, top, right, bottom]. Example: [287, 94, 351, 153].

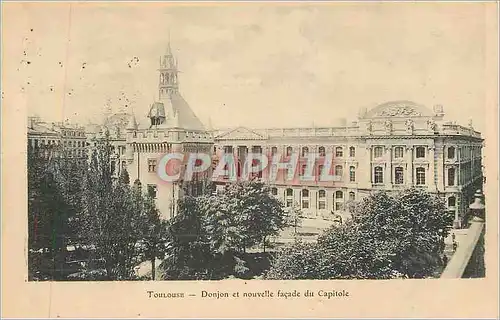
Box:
[138, 191, 168, 280]
[160, 195, 212, 280]
[265, 240, 322, 280]
[78, 135, 144, 280]
[216, 181, 287, 253]
[286, 203, 303, 235]
[267, 188, 452, 279]
[27, 143, 72, 280]
[351, 188, 452, 278]
[119, 167, 130, 185]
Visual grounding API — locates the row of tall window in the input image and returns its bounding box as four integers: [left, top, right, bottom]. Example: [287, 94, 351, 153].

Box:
[372, 146, 426, 159]
[221, 145, 470, 161]
[372, 166, 456, 186]
[63, 140, 86, 148]
[272, 187, 356, 210]
[62, 130, 85, 137]
[228, 146, 359, 157]
[298, 164, 356, 182]
[373, 166, 426, 185]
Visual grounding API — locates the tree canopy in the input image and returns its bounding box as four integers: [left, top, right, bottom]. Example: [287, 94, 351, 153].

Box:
[266, 188, 452, 280]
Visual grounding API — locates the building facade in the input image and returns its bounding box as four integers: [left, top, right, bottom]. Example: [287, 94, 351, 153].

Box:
[27, 116, 87, 161]
[29, 41, 483, 228]
[121, 42, 483, 227]
[212, 102, 483, 228]
[121, 42, 212, 218]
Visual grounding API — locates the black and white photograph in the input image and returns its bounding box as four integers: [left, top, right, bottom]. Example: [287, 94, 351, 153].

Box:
[13, 3, 491, 283]
[2, 3, 499, 317]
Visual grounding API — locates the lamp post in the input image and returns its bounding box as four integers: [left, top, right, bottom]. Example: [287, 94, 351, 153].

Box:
[468, 189, 485, 224]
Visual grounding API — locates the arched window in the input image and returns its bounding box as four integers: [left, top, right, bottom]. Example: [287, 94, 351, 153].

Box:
[335, 147, 343, 157]
[335, 190, 343, 199]
[349, 146, 356, 157]
[271, 187, 278, 196]
[349, 191, 355, 201]
[317, 165, 324, 179]
[286, 146, 293, 156]
[301, 189, 309, 209]
[374, 166, 383, 183]
[416, 146, 426, 158]
[394, 166, 404, 184]
[448, 147, 455, 159]
[271, 146, 278, 156]
[286, 188, 293, 197]
[302, 146, 309, 157]
[416, 167, 426, 185]
[448, 196, 456, 207]
[349, 166, 356, 182]
[318, 190, 326, 210]
[394, 146, 404, 158]
[319, 146, 326, 156]
[374, 146, 383, 158]
[335, 165, 343, 178]
[448, 168, 456, 186]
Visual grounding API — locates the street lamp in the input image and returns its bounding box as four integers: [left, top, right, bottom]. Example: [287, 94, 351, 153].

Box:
[468, 189, 485, 223]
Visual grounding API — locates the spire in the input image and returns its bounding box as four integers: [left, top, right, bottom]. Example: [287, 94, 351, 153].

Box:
[166, 29, 172, 56]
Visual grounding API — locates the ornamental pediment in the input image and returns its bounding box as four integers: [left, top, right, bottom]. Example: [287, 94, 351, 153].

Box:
[376, 104, 422, 117]
[362, 100, 434, 119]
[215, 126, 267, 141]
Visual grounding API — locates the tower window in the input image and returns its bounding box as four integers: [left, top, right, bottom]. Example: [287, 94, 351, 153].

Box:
[416, 167, 426, 185]
[148, 159, 157, 172]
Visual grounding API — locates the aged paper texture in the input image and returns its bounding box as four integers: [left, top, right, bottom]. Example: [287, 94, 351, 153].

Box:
[2, 2, 499, 318]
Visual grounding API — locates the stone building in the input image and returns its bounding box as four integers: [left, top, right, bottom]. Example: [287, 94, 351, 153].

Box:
[27, 116, 87, 161]
[122, 42, 212, 218]
[121, 43, 483, 228]
[213, 101, 483, 228]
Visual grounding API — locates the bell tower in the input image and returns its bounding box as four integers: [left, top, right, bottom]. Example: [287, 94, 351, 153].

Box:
[158, 34, 179, 99]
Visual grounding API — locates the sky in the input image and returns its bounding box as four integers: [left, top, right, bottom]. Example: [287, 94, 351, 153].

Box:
[3, 2, 495, 133]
